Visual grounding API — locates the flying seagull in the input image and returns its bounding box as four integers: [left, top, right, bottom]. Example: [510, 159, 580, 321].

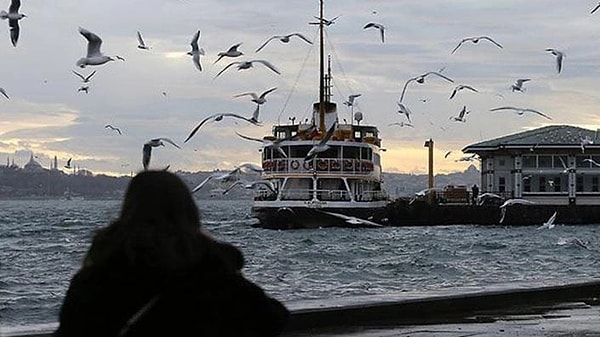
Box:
[184, 112, 262, 143]
[76, 27, 114, 68]
[388, 121, 413, 128]
[305, 123, 336, 161]
[449, 84, 478, 99]
[136, 31, 150, 50]
[192, 168, 245, 194]
[142, 138, 180, 170]
[537, 211, 557, 230]
[584, 158, 600, 167]
[234, 87, 277, 105]
[223, 179, 277, 196]
[0, 87, 9, 99]
[450, 105, 469, 122]
[104, 124, 122, 135]
[451, 36, 503, 54]
[489, 106, 552, 120]
[0, 0, 26, 47]
[343, 94, 362, 107]
[545, 48, 565, 74]
[444, 151, 452, 159]
[187, 30, 205, 72]
[591, 2, 600, 14]
[77, 86, 89, 94]
[64, 158, 72, 169]
[310, 15, 340, 26]
[255, 33, 312, 53]
[363, 22, 385, 43]
[511, 78, 530, 92]
[214, 42, 243, 64]
[72, 70, 97, 83]
[317, 210, 383, 228]
[214, 59, 280, 79]
[400, 71, 454, 102]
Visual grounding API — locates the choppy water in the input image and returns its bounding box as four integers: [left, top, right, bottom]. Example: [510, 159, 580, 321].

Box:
[1, 199, 600, 332]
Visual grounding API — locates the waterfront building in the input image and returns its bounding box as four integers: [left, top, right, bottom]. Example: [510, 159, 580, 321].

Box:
[462, 125, 600, 205]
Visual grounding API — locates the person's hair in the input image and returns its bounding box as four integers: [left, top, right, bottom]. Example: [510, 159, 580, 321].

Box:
[83, 171, 214, 271]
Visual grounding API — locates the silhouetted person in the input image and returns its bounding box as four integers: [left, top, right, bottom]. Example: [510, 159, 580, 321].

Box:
[55, 171, 288, 337]
[471, 184, 479, 205]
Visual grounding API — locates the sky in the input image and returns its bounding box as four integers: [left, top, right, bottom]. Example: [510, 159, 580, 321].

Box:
[2, 0, 600, 176]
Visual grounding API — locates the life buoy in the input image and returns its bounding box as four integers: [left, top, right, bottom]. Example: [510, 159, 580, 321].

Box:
[317, 159, 328, 171]
[290, 160, 300, 170]
[303, 160, 313, 170]
[330, 159, 341, 171]
[343, 159, 353, 171]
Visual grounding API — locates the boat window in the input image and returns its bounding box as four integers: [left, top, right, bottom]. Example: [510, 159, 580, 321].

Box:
[538, 155, 552, 168]
[280, 178, 312, 201]
[320, 146, 339, 159]
[262, 148, 271, 160]
[354, 131, 361, 140]
[289, 145, 312, 158]
[361, 147, 372, 160]
[522, 155, 536, 168]
[271, 146, 286, 159]
[342, 146, 360, 160]
[277, 131, 287, 139]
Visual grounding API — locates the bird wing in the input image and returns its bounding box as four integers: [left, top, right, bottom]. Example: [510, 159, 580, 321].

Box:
[227, 42, 242, 53]
[0, 87, 8, 99]
[400, 77, 417, 102]
[255, 36, 278, 53]
[592, 3, 600, 14]
[137, 31, 146, 48]
[142, 144, 151, 170]
[516, 79, 530, 85]
[319, 123, 337, 145]
[363, 22, 376, 29]
[9, 18, 19, 47]
[319, 210, 383, 228]
[524, 108, 552, 120]
[184, 115, 217, 143]
[233, 92, 259, 100]
[449, 87, 459, 100]
[214, 61, 239, 79]
[251, 105, 260, 123]
[158, 137, 181, 149]
[235, 132, 263, 143]
[289, 33, 312, 44]
[251, 60, 281, 75]
[223, 181, 245, 195]
[247, 180, 276, 193]
[450, 40, 465, 54]
[9, 0, 20, 13]
[192, 176, 213, 193]
[489, 106, 518, 112]
[556, 53, 563, 73]
[259, 87, 278, 99]
[79, 27, 103, 57]
[480, 36, 503, 48]
[190, 30, 200, 51]
[425, 71, 454, 83]
[85, 70, 97, 81]
[379, 26, 385, 43]
[192, 54, 202, 71]
[72, 71, 86, 81]
[237, 163, 264, 173]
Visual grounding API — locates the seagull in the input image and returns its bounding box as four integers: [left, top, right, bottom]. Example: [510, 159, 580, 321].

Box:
[72, 70, 97, 83]
[400, 71, 454, 102]
[192, 169, 244, 193]
[546, 48, 565, 74]
[489, 106, 552, 120]
[388, 121, 414, 128]
[104, 124, 122, 135]
[115, 55, 125, 61]
[537, 211, 557, 230]
[255, 33, 312, 53]
[187, 30, 205, 72]
[455, 153, 478, 162]
[592, 2, 600, 14]
[499, 198, 536, 208]
[557, 237, 589, 249]
[450, 105, 469, 122]
[318, 210, 383, 228]
[343, 94, 362, 107]
[223, 179, 277, 195]
[142, 138, 180, 170]
[234, 87, 277, 105]
[184, 113, 262, 143]
[305, 123, 336, 161]
[214, 42, 243, 64]
[511, 78, 531, 92]
[580, 136, 594, 153]
[449, 84, 479, 99]
[363, 22, 385, 43]
[583, 158, 600, 167]
[235, 132, 288, 158]
[64, 158, 72, 169]
[77, 86, 89, 94]
[136, 31, 150, 50]
[397, 101, 413, 123]
[0, 0, 26, 47]
[76, 27, 114, 68]
[444, 151, 452, 158]
[310, 15, 340, 26]
[451, 36, 503, 54]
[0, 87, 9, 99]
[214, 59, 280, 79]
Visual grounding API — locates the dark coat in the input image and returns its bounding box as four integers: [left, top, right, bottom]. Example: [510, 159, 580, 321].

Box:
[54, 242, 288, 337]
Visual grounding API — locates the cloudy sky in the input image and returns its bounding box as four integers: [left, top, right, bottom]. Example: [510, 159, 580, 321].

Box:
[2, 0, 600, 176]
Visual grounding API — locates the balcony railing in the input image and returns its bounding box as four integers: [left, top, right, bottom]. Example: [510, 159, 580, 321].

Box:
[255, 188, 387, 202]
[262, 158, 375, 174]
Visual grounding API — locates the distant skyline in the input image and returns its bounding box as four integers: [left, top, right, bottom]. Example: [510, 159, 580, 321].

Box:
[2, 1, 600, 176]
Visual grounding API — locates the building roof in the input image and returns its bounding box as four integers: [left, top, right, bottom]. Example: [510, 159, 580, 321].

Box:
[462, 125, 598, 152]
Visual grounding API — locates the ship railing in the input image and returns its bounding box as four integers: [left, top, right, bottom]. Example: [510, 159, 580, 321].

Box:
[262, 157, 375, 174]
[354, 190, 388, 202]
[280, 189, 313, 201]
[316, 189, 351, 201]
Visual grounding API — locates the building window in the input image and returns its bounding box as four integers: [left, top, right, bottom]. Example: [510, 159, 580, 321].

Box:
[552, 177, 561, 192]
[576, 176, 584, 192]
[593, 177, 599, 192]
[553, 155, 568, 169]
[522, 155, 536, 168]
[498, 159, 506, 167]
[576, 155, 590, 168]
[539, 176, 546, 192]
[498, 177, 506, 193]
[523, 176, 531, 192]
[538, 155, 552, 168]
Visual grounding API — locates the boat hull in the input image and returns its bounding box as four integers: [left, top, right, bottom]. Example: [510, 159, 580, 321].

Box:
[251, 203, 388, 229]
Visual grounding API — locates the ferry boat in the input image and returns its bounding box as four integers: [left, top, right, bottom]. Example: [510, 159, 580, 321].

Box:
[251, 0, 389, 229]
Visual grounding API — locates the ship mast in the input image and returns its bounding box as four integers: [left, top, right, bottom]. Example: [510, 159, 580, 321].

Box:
[318, 0, 325, 133]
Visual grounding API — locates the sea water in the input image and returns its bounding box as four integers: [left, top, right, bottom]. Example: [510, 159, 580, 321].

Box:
[1, 198, 599, 332]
